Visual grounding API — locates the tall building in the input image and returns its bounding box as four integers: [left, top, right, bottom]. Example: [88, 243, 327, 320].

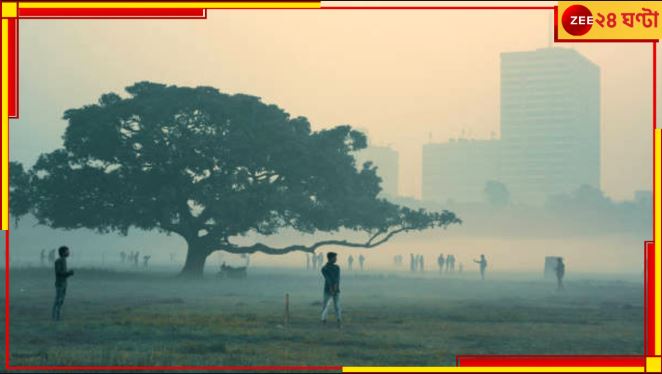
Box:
[355, 145, 399, 197]
[422, 139, 499, 203]
[421, 47, 600, 205]
[500, 47, 600, 204]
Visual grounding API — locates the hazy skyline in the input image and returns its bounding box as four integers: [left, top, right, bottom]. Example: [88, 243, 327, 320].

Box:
[10, 3, 656, 201]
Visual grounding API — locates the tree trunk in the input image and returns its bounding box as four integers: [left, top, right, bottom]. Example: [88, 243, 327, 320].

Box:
[180, 243, 211, 278]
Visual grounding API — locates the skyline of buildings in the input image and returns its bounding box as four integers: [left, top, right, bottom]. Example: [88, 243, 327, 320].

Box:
[421, 47, 602, 205]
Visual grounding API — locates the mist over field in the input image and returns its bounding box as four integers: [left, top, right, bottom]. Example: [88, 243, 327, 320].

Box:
[2, 2, 653, 367]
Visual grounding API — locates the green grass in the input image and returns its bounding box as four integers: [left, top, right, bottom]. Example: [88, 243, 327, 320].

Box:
[2, 267, 643, 367]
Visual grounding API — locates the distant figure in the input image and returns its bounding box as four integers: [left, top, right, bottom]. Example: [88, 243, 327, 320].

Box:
[40, 249, 46, 267]
[410, 253, 416, 272]
[555, 258, 565, 291]
[348, 255, 354, 271]
[458, 262, 464, 274]
[48, 249, 56, 266]
[473, 254, 488, 280]
[120, 251, 126, 264]
[358, 254, 365, 271]
[134, 251, 140, 267]
[437, 254, 445, 273]
[449, 255, 456, 273]
[418, 254, 424, 272]
[52, 246, 74, 321]
[321, 252, 341, 327]
[306, 254, 311, 270]
[143, 255, 151, 268]
[318, 253, 324, 270]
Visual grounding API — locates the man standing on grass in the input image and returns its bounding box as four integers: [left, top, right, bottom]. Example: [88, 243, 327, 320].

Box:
[437, 253, 445, 273]
[555, 257, 565, 291]
[321, 252, 341, 328]
[474, 254, 488, 281]
[52, 246, 74, 321]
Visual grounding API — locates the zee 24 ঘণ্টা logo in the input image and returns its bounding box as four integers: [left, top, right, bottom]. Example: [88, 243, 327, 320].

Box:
[561, 4, 594, 36]
[562, 3, 660, 37]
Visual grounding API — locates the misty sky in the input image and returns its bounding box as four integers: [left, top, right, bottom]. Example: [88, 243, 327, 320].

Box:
[10, 1, 657, 200]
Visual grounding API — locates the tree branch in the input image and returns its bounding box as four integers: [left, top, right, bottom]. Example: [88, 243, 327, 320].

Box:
[220, 226, 410, 255]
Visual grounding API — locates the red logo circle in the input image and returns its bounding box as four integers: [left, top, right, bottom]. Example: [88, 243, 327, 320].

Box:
[562, 5, 593, 36]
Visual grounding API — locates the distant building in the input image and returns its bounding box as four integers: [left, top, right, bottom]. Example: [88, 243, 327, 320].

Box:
[499, 47, 600, 204]
[422, 139, 499, 203]
[421, 47, 601, 205]
[355, 145, 399, 197]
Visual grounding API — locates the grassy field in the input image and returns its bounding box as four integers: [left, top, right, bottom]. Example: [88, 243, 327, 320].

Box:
[1, 267, 643, 367]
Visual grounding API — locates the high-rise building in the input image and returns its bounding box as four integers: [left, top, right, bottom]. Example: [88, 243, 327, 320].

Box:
[421, 47, 600, 205]
[500, 47, 600, 204]
[422, 139, 499, 203]
[355, 145, 399, 197]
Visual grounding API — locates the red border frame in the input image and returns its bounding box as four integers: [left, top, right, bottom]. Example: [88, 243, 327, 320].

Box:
[1, 2, 657, 372]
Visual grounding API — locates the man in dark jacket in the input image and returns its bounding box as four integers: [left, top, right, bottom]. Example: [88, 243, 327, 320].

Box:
[52, 246, 74, 321]
[321, 252, 341, 327]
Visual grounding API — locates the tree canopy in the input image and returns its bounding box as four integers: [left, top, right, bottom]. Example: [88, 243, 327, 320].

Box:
[13, 82, 461, 276]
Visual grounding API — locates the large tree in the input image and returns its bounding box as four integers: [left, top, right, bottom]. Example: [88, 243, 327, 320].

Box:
[19, 82, 460, 276]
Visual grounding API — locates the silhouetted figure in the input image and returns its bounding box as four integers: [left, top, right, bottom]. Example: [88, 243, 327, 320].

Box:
[437, 254, 445, 273]
[318, 253, 324, 269]
[143, 255, 151, 268]
[40, 249, 46, 267]
[358, 254, 365, 271]
[48, 249, 56, 267]
[555, 258, 565, 291]
[52, 246, 74, 321]
[321, 252, 341, 327]
[134, 251, 140, 267]
[120, 251, 126, 264]
[474, 254, 488, 280]
[418, 254, 424, 272]
[348, 255, 354, 271]
[449, 255, 456, 273]
[410, 253, 416, 272]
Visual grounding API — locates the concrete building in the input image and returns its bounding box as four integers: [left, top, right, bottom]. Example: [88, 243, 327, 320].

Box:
[499, 47, 601, 204]
[355, 145, 399, 197]
[421, 47, 601, 205]
[422, 139, 499, 203]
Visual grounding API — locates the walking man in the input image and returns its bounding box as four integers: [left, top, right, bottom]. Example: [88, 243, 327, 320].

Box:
[52, 246, 74, 321]
[321, 252, 341, 327]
